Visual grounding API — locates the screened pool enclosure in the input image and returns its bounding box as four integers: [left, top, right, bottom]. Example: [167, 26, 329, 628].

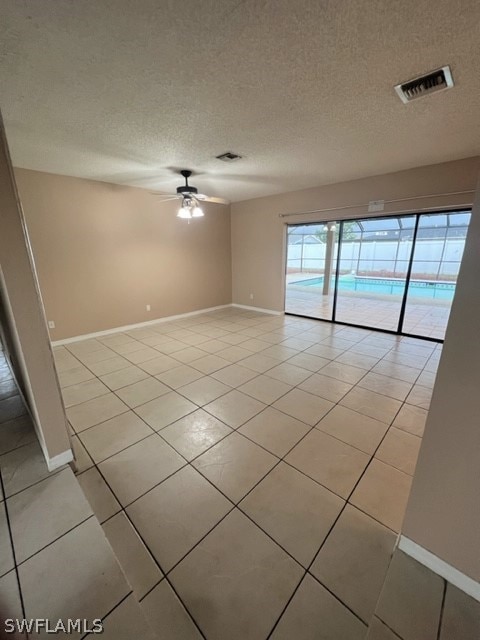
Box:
[285, 211, 471, 340]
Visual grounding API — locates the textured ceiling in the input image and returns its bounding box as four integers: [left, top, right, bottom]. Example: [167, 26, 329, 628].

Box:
[1, 0, 479, 202]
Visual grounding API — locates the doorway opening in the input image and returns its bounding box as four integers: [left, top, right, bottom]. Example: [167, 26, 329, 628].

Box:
[285, 210, 471, 341]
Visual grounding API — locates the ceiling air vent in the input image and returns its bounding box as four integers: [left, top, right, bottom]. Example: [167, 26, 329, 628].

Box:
[394, 66, 454, 104]
[216, 151, 242, 162]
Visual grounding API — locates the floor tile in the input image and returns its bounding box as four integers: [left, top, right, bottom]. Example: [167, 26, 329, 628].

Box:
[241, 462, 343, 566]
[99, 434, 185, 505]
[318, 361, 366, 384]
[375, 427, 421, 475]
[211, 363, 258, 387]
[0, 501, 14, 577]
[239, 375, 292, 404]
[358, 372, 413, 402]
[315, 405, 389, 454]
[273, 388, 333, 426]
[240, 353, 282, 373]
[99, 365, 150, 390]
[115, 377, 170, 408]
[238, 407, 310, 457]
[372, 361, 421, 383]
[392, 403, 428, 437]
[285, 429, 369, 498]
[336, 351, 380, 370]
[19, 518, 130, 637]
[66, 393, 129, 433]
[61, 378, 110, 408]
[1, 441, 53, 497]
[311, 504, 396, 623]
[440, 583, 480, 640]
[0, 395, 27, 424]
[123, 346, 162, 364]
[216, 345, 255, 363]
[266, 363, 312, 385]
[204, 390, 266, 429]
[170, 509, 303, 640]
[271, 573, 366, 640]
[59, 365, 95, 388]
[77, 467, 121, 523]
[79, 411, 152, 463]
[190, 354, 231, 374]
[0, 414, 36, 455]
[8, 468, 92, 563]
[88, 356, 131, 376]
[102, 512, 162, 599]
[376, 550, 444, 640]
[178, 376, 230, 406]
[90, 594, 156, 639]
[155, 364, 204, 389]
[406, 384, 432, 409]
[127, 466, 231, 571]
[192, 431, 277, 502]
[141, 580, 203, 639]
[366, 617, 400, 639]
[172, 347, 206, 364]
[135, 391, 198, 431]
[298, 372, 352, 403]
[139, 354, 181, 374]
[350, 459, 412, 531]
[160, 409, 232, 460]
[340, 387, 401, 424]
[0, 571, 24, 635]
[286, 352, 330, 372]
[0, 379, 18, 402]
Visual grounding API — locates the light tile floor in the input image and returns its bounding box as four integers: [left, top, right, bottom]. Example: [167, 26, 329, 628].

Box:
[0, 347, 156, 639]
[55, 307, 439, 638]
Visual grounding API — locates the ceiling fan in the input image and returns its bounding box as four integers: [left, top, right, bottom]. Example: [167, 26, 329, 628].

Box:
[152, 170, 229, 219]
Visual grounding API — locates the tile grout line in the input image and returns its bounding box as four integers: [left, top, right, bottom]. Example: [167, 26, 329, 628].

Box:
[54, 312, 436, 637]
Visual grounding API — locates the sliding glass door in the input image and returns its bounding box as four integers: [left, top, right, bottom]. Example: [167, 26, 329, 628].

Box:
[334, 216, 415, 332]
[401, 211, 471, 340]
[285, 209, 471, 341]
[285, 223, 339, 320]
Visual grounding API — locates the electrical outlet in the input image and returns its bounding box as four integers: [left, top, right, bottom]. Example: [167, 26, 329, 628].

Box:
[48, 320, 55, 329]
[249, 293, 254, 300]
[146, 304, 151, 311]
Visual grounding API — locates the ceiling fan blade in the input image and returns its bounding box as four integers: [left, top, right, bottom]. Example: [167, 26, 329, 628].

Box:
[196, 194, 230, 205]
[149, 194, 180, 202]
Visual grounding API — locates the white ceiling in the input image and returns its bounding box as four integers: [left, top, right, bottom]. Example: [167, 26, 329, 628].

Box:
[1, 0, 479, 202]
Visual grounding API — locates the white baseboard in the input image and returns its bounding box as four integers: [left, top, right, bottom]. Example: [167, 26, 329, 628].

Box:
[231, 303, 283, 316]
[45, 448, 74, 472]
[398, 535, 480, 602]
[51, 304, 232, 346]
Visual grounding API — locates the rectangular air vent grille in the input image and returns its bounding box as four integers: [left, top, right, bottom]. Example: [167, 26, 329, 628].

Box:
[395, 66, 454, 104]
[216, 152, 242, 162]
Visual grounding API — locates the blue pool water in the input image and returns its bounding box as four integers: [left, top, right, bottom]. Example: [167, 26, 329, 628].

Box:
[293, 276, 455, 301]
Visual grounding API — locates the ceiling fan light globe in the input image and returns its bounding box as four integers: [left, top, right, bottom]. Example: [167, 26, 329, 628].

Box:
[192, 206, 204, 218]
[177, 206, 192, 219]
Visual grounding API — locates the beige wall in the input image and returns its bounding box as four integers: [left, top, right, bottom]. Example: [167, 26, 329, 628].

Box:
[0, 118, 71, 463]
[231, 157, 480, 311]
[14, 169, 232, 340]
[402, 177, 480, 581]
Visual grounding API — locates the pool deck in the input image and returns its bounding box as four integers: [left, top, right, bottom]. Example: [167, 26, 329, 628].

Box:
[285, 274, 450, 339]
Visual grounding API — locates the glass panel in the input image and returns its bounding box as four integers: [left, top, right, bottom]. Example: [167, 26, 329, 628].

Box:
[285, 222, 338, 320]
[402, 212, 471, 339]
[334, 216, 416, 331]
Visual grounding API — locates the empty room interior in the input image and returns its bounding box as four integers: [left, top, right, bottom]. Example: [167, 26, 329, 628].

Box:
[0, 1, 479, 638]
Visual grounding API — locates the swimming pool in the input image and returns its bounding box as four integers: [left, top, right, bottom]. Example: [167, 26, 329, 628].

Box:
[291, 276, 455, 300]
